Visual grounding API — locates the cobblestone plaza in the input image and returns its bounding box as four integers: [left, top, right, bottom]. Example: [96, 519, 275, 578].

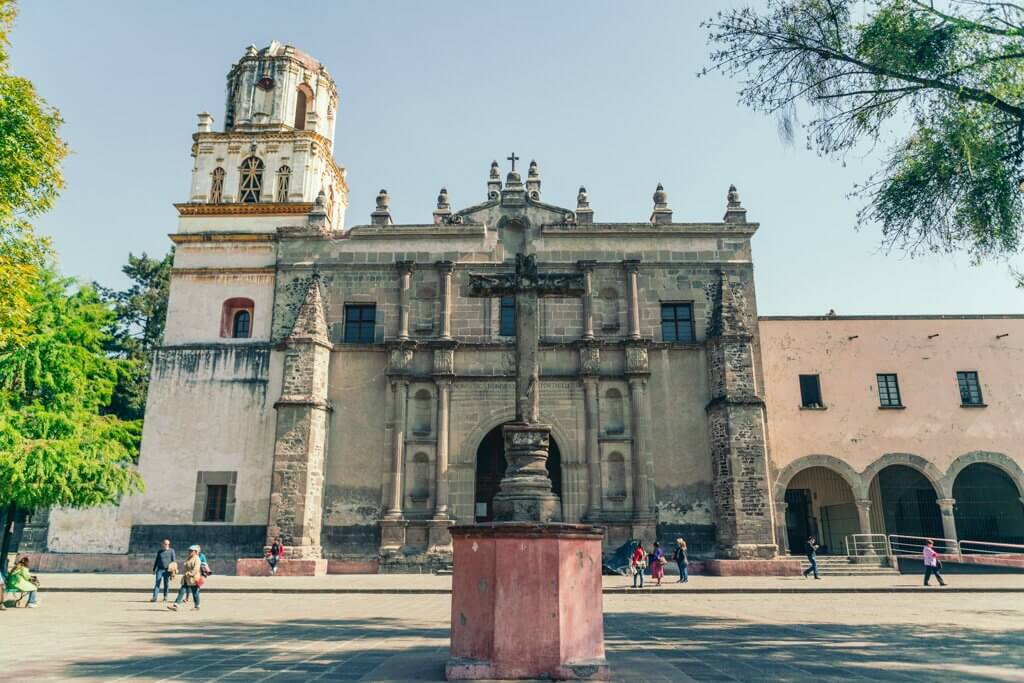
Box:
[4, 579, 1022, 682]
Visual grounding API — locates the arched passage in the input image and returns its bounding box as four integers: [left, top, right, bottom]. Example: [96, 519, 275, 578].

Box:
[869, 465, 943, 540]
[783, 466, 858, 555]
[953, 464, 1024, 546]
[474, 423, 562, 522]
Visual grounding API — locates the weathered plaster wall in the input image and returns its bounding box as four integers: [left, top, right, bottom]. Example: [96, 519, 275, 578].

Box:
[47, 505, 134, 554]
[761, 316, 1024, 476]
[164, 271, 275, 344]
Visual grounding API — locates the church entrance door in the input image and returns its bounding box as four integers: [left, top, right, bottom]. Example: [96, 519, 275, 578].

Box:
[474, 423, 562, 522]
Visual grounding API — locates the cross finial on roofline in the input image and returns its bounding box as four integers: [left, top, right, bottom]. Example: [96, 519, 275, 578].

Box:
[507, 152, 519, 172]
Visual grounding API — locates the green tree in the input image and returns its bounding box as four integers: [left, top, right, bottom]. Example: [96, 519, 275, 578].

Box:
[0, 0, 67, 346]
[99, 250, 173, 422]
[0, 271, 144, 570]
[703, 0, 1024, 263]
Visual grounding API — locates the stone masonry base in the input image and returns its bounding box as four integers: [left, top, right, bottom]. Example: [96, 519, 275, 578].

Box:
[704, 559, 802, 576]
[236, 558, 327, 576]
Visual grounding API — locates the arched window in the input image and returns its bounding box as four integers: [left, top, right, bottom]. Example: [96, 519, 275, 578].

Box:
[607, 452, 627, 499]
[238, 156, 264, 203]
[220, 298, 255, 338]
[209, 167, 225, 203]
[232, 310, 251, 338]
[276, 165, 291, 202]
[410, 452, 430, 502]
[413, 389, 432, 435]
[294, 85, 312, 130]
[605, 388, 625, 434]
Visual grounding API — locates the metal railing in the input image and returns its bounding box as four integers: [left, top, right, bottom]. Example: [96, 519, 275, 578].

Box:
[844, 533, 1024, 561]
[844, 533, 891, 556]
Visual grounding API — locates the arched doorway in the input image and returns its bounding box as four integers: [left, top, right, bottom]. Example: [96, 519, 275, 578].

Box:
[953, 464, 1024, 546]
[474, 423, 562, 522]
[869, 465, 943, 539]
[784, 467, 857, 555]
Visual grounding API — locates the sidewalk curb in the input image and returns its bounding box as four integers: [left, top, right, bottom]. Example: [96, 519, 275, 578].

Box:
[39, 587, 1024, 595]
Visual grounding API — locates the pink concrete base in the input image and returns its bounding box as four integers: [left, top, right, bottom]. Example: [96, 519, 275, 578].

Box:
[939, 554, 1024, 570]
[446, 523, 611, 681]
[704, 559, 802, 576]
[235, 558, 327, 576]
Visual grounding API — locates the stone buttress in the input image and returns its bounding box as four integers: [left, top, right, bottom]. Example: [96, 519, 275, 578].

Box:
[705, 270, 778, 559]
[266, 276, 332, 558]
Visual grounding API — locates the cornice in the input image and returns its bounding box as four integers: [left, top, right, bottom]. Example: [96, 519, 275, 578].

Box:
[176, 202, 314, 217]
[170, 232, 278, 244]
[172, 266, 276, 276]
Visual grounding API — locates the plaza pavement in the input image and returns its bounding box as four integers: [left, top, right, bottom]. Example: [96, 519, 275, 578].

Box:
[2, 575, 1022, 682]
[33, 571, 1024, 594]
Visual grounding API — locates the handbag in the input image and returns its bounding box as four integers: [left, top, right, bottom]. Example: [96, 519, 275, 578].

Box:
[195, 576, 205, 588]
[658, 556, 667, 567]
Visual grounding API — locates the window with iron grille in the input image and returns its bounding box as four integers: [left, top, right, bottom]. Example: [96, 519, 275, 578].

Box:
[204, 484, 228, 522]
[957, 371, 984, 406]
[343, 304, 376, 343]
[877, 373, 902, 407]
[799, 374, 823, 408]
[499, 296, 516, 336]
[209, 167, 225, 203]
[238, 156, 264, 203]
[661, 303, 694, 342]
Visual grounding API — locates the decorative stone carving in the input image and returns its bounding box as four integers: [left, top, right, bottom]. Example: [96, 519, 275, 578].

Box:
[650, 182, 673, 224]
[626, 344, 649, 374]
[580, 345, 600, 376]
[433, 347, 455, 375]
[388, 345, 414, 374]
[724, 183, 748, 223]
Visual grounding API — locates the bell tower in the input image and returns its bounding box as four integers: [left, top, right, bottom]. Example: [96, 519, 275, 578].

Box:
[179, 41, 347, 231]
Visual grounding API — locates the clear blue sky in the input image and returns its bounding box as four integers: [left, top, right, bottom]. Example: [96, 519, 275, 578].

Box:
[11, 1, 1023, 314]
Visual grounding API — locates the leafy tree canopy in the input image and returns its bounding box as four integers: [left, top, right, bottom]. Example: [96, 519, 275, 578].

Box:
[0, 0, 67, 345]
[0, 270, 143, 511]
[98, 250, 173, 422]
[703, 0, 1024, 262]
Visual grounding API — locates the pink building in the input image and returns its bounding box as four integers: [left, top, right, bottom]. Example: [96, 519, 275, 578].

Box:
[760, 315, 1024, 555]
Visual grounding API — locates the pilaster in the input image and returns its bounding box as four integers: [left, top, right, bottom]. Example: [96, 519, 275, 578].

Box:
[936, 498, 959, 545]
[580, 351, 601, 520]
[436, 261, 454, 340]
[623, 260, 641, 340]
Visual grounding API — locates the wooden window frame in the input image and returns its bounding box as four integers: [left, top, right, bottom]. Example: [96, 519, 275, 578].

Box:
[343, 304, 377, 344]
[661, 302, 695, 342]
[956, 371, 985, 406]
[876, 373, 903, 408]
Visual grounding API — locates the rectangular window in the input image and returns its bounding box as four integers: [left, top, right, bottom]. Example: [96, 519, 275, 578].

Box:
[203, 484, 228, 522]
[876, 373, 902, 408]
[661, 303, 694, 342]
[499, 296, 516, 336]
[957, 371, 984, 406]
[343, 304, 376, 343]
[799, 374, 823, 408]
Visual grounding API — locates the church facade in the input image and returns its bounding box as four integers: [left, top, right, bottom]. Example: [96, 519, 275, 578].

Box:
[35, 43, 1024, 571]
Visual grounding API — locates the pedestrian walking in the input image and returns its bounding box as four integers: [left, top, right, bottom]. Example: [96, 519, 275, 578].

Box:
[150, 538, 176, 602]
[673, 538, 689, 583]
[266, 537, 285, 575]
[630, 541, 646, 588]
[168, 546, 203, 611]
[649, 541, 666, 586]
[802, 536, 821, 579]
[923, 539, 947, 586]
[184, 545, 210, 603]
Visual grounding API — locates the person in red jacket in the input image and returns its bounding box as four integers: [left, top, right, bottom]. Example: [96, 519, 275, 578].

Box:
[630, 541, 647, 589]
[266, 537, 285, 575]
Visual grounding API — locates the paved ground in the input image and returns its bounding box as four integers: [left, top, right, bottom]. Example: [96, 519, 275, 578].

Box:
[2, 587, 1022, 681]
[33, 571, 1024, 593]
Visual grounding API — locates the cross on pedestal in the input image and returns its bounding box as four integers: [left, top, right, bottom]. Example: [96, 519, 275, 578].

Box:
[467, 254, 585, 522]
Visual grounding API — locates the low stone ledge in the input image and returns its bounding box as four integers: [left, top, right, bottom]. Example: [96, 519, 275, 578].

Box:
[236, 558, 327, 576]
[326, 559, 379, 574]
[704, 559, 802, 577]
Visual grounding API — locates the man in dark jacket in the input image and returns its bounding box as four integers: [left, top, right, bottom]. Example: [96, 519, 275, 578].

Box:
[150, 539, 176, 602]
[802, 536, 820, 579]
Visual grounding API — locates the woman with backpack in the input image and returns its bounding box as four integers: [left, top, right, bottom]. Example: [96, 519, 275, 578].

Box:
[168, 546, 203, 611]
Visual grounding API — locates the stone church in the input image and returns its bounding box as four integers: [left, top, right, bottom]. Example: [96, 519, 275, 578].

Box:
[27, 43, 1024, 573]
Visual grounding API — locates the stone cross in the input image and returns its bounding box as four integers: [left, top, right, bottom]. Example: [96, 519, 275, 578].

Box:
[468, 254, 585, 424]
[467, 254, 585, 522]
[506, 152, 519, 172]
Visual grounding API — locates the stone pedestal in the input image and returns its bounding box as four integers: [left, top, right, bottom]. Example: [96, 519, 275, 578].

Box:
[446, 523, 610, 681]
[427, 518, 454, 553]
[492, 423, 562, 523]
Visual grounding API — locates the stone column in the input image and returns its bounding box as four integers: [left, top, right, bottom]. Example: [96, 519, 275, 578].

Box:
[774, 501, 790, 555]
[385, 378, 409, 519]
[854, 499, 875, 554]
[437, 261, 454, 340]
[434, 379, 452, 520]
[624, 259, 641, 340]
[578, 260, 596, 340]
[396, 260, 414, 340]
[936, 498, 959, 549]
[629, 376, 653, 517]
[582, 375, 601, 520]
